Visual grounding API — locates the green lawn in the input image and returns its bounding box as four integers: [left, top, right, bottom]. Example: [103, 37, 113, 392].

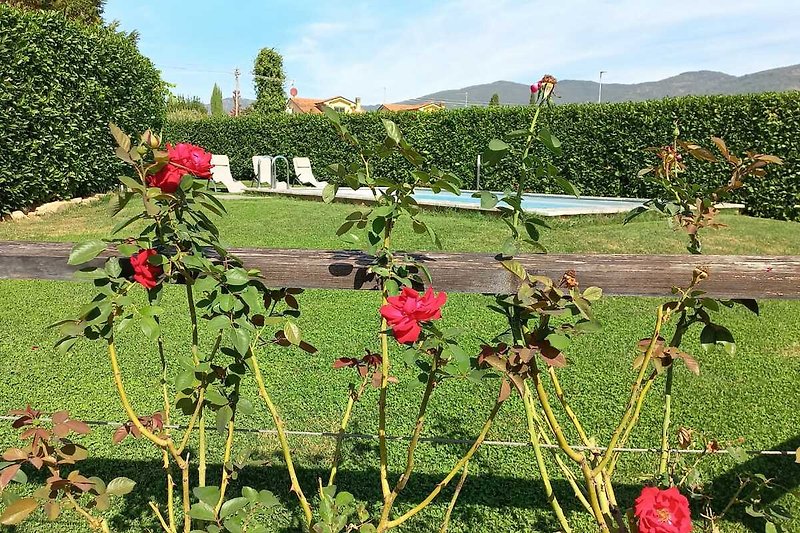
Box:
[0, 196, 798, 533]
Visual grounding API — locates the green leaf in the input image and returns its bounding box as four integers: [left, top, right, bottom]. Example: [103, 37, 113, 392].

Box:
[68, 240, 107, 265]
[225, 268, 250, 286]
[474, 191, 498, 209]
[0, 497, 37, 525]
[230, 328, 250, 356]
[322, 182, 338, 203]
[216, 404, 233, 433]
[765, 521, 777, 533]
[582, 286, 603, 302]
[242, 486, 258, 503]
[488, 138, 509, 152]
[189, 502, 216, 521]
[726, 446, 749, 463]
[139, 314, 160, 342]
[284, 321, 301, 345]
[623, 205, 650, 225]
[193, 486, 221, 506]
[258, 490, 280, 507]
[382, 119, 402, 144]
[555, 177, 580, 198]
[546, 333, 571, 352]
[501, 259, 526, 280]
[106, 477, 136, 496]
[537, 127, 562, 155]
[238, 398, 254, 415]
[220, 497, 249, 519]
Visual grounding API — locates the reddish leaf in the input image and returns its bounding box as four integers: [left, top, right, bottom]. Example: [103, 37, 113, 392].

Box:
[333, 357, 358, 369]
[112, 426, 128, 445]
[2, 448, 27, 461]
[498, 379, 512, 402]
[0, 497, 37, 526]
[0, 464, 21, 489]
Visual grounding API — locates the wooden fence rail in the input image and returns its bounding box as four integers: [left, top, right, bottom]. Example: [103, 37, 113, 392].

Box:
[1, 241, 800, 299]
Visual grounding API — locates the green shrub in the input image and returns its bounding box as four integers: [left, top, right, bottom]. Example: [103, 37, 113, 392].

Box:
[165, 92, 800, 221]
[0, 5, 165, 215]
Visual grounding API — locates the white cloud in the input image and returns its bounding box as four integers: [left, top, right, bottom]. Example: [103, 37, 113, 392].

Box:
[281, 0, 800, 104]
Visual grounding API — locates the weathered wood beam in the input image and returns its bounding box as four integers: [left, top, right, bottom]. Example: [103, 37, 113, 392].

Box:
[1, 241, 799, 299]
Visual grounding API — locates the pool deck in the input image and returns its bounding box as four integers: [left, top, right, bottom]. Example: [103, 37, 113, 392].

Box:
[241, 186, 743, 217]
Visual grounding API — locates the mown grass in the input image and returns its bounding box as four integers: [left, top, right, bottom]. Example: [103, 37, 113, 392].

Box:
[0, 196, 798, 532]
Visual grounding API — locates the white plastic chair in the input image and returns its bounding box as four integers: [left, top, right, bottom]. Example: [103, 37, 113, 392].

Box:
[252, 155, 272, 188]
[210, 155, 247, 193]
[292, 157, 326, 188]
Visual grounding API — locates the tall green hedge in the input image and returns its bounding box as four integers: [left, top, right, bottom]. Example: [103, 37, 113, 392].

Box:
[0, 5, 165, 215]
[166, 92, 800, 221]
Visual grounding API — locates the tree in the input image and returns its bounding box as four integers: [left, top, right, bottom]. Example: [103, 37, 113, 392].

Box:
[210, 84, 224, 116]
[2, 0, 106, 24]
[489, 93, 500, 106]
[252, 47, 286, 114]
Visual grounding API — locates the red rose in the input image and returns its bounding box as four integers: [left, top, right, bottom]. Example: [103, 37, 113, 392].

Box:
[379, 287, 446, 344]
[530, 82, 540, 93]
[166, 143, 213, 179]
[130, 249, 162, 289]
[146, 143, 213, 193]
[634, 486, 692, 533]
[147, 163, 185, 193]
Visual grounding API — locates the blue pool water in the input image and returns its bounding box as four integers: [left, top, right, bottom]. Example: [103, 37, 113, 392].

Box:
[410, 189, 645, 215]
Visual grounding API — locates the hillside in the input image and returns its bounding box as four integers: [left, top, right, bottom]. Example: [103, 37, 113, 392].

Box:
[403, 64, 800, 106]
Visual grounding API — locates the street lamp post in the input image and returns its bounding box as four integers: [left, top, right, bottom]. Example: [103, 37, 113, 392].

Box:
[598, 70, 607, 103]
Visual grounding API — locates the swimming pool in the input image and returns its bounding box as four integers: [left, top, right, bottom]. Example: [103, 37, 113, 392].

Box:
[411, 189, 646, 216]
[245, 186, 649, 216]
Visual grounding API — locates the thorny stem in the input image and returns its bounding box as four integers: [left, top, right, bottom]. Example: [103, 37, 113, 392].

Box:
[592, 306, 666, 476]
[381, 397, 504, 531]
[581, 462, 611, 532]
[438, 461, 469, 533]
[148, 501, 172, 533]
[379, 354, 439, 524]
[548, 366, 592, 447]
[607, 370, 657, 476]
[65, 491, 107, 532]
[523, 383, 572, 532]
[249, 349, 313, 527]
[658, 365, 674, 479]
[329, 372, 370, 486]
[214, 419, 236, 516]
[378, 226, 394, 502]
[107, 340, 192, 532]
[513, 104, 544, 232]
[659, 311, 689, 478]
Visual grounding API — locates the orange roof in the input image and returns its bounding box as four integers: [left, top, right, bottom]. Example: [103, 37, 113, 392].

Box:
[286, 96, 357, 114]
[379, 101, 443, 112]
[287, 97, 325, 114]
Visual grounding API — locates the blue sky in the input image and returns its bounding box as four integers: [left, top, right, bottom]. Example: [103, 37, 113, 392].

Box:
[104, 0, 800, 105]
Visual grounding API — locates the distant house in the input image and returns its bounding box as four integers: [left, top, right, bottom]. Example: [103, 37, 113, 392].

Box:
[377, 101, 445, 112]
[285, 96, 363, 114]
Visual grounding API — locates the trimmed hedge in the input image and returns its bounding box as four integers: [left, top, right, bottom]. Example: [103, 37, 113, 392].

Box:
[0, 5, 165, 215]
[166, 93, 800, 221]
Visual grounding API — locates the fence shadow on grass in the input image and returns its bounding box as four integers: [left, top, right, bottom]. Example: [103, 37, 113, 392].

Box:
[15, 435, 800, 532]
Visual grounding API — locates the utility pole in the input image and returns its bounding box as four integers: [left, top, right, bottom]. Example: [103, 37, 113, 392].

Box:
[233, 67, 241, 116]
[598, 70, 607, 104]
[464, 91, 468, 107]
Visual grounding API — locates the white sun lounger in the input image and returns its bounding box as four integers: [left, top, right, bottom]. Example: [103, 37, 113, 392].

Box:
[210, 155, 247, 193]
[292, 157, 327, 188]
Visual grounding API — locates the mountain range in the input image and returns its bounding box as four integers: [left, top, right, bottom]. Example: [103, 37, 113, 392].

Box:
[402, 64, 800, 107]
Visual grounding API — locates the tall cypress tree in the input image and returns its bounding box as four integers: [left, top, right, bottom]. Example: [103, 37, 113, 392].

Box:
[252, 47, 286, 114]
[210, 83, 224, 116]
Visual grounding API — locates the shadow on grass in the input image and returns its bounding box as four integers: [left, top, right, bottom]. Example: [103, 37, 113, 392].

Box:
[16, 436, 799, 532]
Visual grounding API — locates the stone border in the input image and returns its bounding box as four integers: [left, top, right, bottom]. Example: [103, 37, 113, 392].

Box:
[5, 194, 106, 222]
